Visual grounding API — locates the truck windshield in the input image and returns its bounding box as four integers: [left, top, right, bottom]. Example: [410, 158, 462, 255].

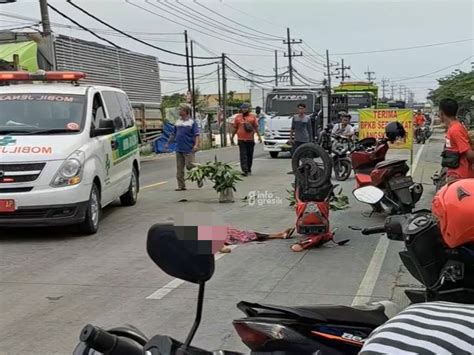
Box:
[347, 93, 373, 109]
[0, 94, 86, 134]
[266, 93, 315, 116]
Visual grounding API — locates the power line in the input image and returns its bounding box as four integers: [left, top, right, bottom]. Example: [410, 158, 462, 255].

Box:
[132, 0, 278, 53]
[393, 55, 473, 82]
[154, 0, 283, 50]
[225, 57, 277, 78]
[159, 60, 219, 68]
[175, 0, 283, 41]
[48, 3, 121, 49]
[66, 0, 219, 59]
[334, 38, 473, 55]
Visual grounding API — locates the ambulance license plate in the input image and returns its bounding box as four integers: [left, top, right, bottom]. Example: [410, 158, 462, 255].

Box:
[0, 199, 15, 212]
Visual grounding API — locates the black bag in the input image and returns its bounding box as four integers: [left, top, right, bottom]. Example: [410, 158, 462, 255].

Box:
[441, 150, 460, 169]
[243, 117, 254, 133]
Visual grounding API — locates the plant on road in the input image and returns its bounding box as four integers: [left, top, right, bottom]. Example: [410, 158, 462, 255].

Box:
[187, 157, 242, 202]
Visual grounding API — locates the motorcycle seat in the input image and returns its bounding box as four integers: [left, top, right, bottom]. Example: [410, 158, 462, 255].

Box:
[375, 159, 407, 169]
[237, 301, 389, 328]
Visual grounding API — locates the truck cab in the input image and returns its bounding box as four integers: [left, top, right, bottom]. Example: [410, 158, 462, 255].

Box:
[263, 87, 324, 158]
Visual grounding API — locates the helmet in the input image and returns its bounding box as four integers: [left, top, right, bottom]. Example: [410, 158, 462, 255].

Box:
[385, 121, 406, 142]
[432, 178, 474, 248]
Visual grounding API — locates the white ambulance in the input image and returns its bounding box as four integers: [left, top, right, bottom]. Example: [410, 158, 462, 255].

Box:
[0, 71, 140, 234]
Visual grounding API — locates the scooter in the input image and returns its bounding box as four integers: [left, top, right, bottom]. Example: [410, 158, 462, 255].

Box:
[353, 185, 474, 304]
[73, 224, 244, 355]
[351, 137, 389, 175]
[415, 125, 429, 144]
[317, 127, 353, 181]
[353, 122, 423, 215]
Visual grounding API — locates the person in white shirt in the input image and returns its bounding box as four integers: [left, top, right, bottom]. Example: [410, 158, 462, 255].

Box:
[332, 113, 354, 138]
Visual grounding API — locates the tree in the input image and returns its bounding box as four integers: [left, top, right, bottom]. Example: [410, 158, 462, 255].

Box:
[160, 93, 186, 118]
[227, 90, 246, 108]
[428, 71, 474, 112]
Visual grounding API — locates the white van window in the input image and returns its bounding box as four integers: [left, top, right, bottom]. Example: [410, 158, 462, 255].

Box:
[0, 94, 86, 134]
[116, 92, 135, 128]
[102, 91, 125, 131]
[92, 93, 106, 128]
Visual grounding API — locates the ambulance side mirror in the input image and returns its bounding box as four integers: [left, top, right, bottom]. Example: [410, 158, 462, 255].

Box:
[92, 119, 115, 137]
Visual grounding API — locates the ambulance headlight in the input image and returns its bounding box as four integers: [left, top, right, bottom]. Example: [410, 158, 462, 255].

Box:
[51, 151, 85, 187]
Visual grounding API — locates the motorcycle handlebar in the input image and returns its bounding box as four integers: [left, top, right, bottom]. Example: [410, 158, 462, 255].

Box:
[79, 324, 143, 355]
[361, 225, 386, 235]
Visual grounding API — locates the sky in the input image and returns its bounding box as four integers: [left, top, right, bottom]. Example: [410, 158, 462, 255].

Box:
[1, 0, 473, 101]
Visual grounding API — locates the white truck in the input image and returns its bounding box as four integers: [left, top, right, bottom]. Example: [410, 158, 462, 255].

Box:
[263, 87, 326, 158]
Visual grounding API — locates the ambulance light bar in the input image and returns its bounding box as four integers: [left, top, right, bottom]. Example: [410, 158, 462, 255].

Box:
[0, 71, 86, 82]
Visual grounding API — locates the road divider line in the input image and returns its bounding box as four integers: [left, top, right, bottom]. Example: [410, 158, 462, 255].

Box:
[146, 245, 237, 300]
[351, 144, 425, 306]
[142, 181, 168, 190]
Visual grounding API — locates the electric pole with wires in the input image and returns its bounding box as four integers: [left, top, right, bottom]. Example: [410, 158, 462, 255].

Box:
[365, 67, 376, 82]
[283, 28, 302, 86]
[190, 40, 196, 118]
[221, 53, 228, 147]
[274, 50, 278, 87]
[381, 78, 389, 99]
[325, 50, 338, 123]
[391, 84, 396, 100]
[184, 30, 191, 95]
[335, 58, 351, 82]
[39, 0, 52, 36]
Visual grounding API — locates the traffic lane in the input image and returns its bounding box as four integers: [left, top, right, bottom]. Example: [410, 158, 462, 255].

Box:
[139, 144, 269, 188]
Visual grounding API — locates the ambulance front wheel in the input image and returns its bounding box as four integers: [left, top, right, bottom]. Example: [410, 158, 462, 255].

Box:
[79, 183, 101, 235]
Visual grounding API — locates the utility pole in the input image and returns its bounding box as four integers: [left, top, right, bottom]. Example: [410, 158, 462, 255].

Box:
[221, 53, 228, 147]
[274, 50, 278, 87]
[365, 67, 376, 82]
[381, 78, 389, 99]
[390, 84, 396, 100]
[399, 85, 404, 101]
[326, 49, 332, 124]
[217, 64, 222, 106]
[184, 31, 191, 95]
[283, 28, 302, 86]
[335, 58, 351, 82]
[190, 40, 196, 118]
[39, 0, 52, 36]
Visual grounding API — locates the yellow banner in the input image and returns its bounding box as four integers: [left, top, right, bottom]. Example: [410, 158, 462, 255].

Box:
[359, 109, 414, 149]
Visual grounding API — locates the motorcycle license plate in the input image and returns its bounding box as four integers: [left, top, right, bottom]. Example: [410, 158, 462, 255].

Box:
[388, 176, 414, 190]
[0, 199, 15, 212]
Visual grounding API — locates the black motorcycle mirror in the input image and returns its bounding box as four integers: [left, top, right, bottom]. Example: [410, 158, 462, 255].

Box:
[353, 186, 384, 205]
[146, 224, 215, 354]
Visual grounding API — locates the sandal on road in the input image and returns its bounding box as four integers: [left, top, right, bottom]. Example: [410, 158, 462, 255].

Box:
[283, 227, 296, 239]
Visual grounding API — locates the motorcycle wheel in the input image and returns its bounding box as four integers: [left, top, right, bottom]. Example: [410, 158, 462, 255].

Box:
[292, 143, 332, 188]
[334, 158, 352, 181]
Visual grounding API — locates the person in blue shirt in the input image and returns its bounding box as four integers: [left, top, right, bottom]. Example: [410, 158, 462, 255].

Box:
[256, 106, 265, 135]
[165, 104, 201, 191]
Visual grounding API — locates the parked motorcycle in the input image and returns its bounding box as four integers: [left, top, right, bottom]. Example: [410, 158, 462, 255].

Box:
[351, 137, 389, 175]
[353, 185, 474, 304]
[317, 127, 353, 181]
[354, 122, 423, 215]
[73, 224, 244, 355]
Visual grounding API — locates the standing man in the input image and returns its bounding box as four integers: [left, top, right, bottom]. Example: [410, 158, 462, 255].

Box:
[439, 98, 474, 181]
[231, 103, 262, 176]
[256, 106, 266, 135]
[289, 103, 313, 155]
[165, 104, 201, 191]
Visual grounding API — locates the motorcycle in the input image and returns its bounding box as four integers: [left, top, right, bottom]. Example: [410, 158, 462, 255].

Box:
[291, 143, 347, 249]
[317, 127, 353, 181]
[415, 125, 429, 144]
[73, 224, 244, 355]
[353, 122, 423, 215]
[353, 185, 474, 304]
[350, 137, 389, 175]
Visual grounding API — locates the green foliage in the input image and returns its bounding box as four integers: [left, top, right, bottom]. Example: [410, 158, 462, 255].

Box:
[160, 93, 186, 118]
[428, 71, 474, 111]
[187, 157, 242, 192]
[227, 90, 246, 109]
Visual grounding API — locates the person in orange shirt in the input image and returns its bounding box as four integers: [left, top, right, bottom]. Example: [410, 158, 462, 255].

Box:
[231, 103, 262, 176]
[414, 110, 426, 142]
[439, 98, 474, 181]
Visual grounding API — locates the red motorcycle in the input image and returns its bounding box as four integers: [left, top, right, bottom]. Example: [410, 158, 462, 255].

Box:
[351, 137, 389, 175]
[291, 143, 348, 250]
[353, 122, 423, 215]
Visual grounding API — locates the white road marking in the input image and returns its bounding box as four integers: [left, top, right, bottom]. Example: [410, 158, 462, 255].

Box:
[146, 245, 237, 300]
[142, 181, 168, 190]
[351, 145, 425, 306]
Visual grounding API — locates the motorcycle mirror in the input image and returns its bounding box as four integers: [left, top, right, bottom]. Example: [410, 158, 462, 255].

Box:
[353, 186, 384, 205]
[146, 224, 215, 284]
